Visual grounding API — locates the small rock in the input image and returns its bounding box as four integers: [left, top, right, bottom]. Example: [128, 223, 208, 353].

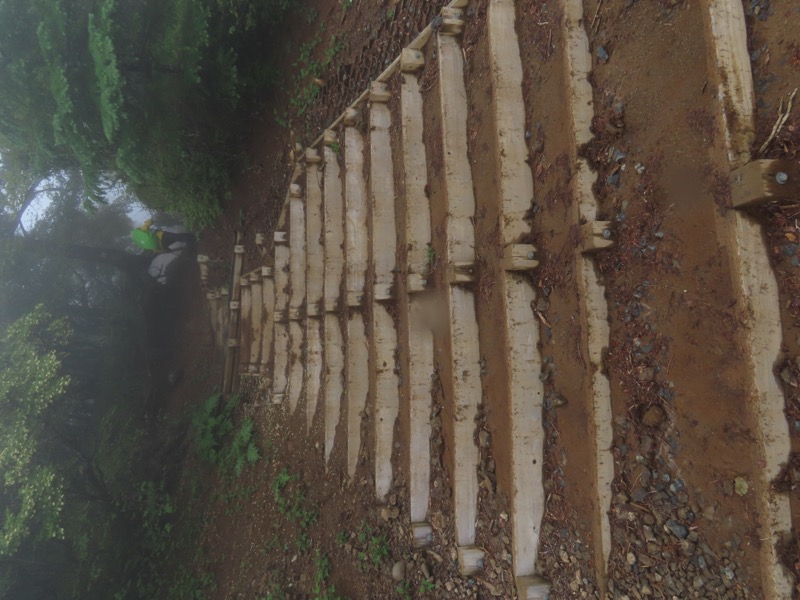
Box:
[597, 46, 610, 63]
[734, 477, 749, 496]
[635, 162, 646, 174]
[392, 561, 405, 581]
[612, 147, 627, 163]
[642, 405, 666, 427]
[722, 479, 734, 496]
[381, 506, 400, 521]
[479, 430, 490, 447]
[665, 519, 689, 539]
[480, 579, 500, 596]
[627, 552, 637, 565]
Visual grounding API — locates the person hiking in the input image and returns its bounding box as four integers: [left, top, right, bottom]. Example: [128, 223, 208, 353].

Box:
[131, 218, 195, 252]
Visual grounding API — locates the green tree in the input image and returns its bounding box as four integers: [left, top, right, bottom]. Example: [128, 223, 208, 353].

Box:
[0, 0, 299, 228]
[0, 307, 70, 558]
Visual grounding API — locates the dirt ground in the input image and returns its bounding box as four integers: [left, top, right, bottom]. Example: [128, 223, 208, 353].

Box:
[175, 0, 800, 599]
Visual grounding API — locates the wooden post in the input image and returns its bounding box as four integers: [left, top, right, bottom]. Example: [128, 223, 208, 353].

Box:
[222, 236, 244, 394]
[579, 221, 614, 253]
[730, 159, 800, 208]
[503, 244, 539, 271]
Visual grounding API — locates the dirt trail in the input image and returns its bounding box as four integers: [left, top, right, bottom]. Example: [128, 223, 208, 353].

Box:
[197, 1, 800, 598]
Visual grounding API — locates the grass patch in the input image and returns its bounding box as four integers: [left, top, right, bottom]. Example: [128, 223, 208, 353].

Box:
[272, 468, 318, 528]
[355, 521, 389, 570]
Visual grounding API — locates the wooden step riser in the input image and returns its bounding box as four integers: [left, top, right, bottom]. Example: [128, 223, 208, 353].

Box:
[399, 54, 433, 538]
[485, 2, 547, 591]
[369, 89, 401, 503]
[305, 152, 325, 429]
[346, 313, 369, 479]
[705, 1, 792, 596]
[323, 314, 344, 465]
[344, 123, 368, 306]
[323, 135, 345, 465]
[289, 189, 307, 413]
[261, 274, 274, 374]
[561, 0, 614, 587]
[272, 243, 291, 404]
[437, 22, 483, 573]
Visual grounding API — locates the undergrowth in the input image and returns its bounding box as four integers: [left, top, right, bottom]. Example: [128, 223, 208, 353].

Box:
[193, 394, 260, 478]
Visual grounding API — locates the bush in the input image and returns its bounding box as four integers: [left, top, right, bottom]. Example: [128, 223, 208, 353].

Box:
[193, 394, 259, 478]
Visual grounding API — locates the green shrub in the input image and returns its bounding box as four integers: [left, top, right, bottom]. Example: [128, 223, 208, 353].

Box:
[193, 394, 259, 478]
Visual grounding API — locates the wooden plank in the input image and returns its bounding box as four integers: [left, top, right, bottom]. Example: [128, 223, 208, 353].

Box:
[289, 183, 307, 317]
[344, 109, 368, 307]
[222, 237, 244, 394]
[346, 313, 368, 479]
[249, 272, 263, 371]
[260, 267, 275, 376]
[217, 289, 229, 351]
[399, 52, 433, 536]
[289, 183, 307, 414]
[437, 16, 482, 573]
[306, 149, 325, 431]
[306, 149, 325, 312]
[706, 0, 755, 166]
[486, 2, 547, 593]
[369, 82, 401, 503]
[238, 276, 252, 379]
[344, 107, 370, 479]
[705, 1, 792, 596]
[561, 0, 615, 586]
[323, 130, 345, 465]
[272, 238, 291, 405]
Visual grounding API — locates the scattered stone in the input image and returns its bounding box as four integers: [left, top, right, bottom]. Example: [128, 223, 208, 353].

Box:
[627, 552, 637, 566]
[721, 479, 734, 496]
[734, 477, 749, 496]
[427, 550, 443, 563]
[596, 46, 610, 63]
[381, 506, 400, 521]
[479, 430, 490, 448]
[665, 519, 689, 539]
[480, 579, 500, 596]
[392, 561, 405, 582]
[642, 405, 666, 427]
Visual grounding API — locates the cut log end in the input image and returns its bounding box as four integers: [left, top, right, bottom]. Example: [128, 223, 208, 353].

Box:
[457, 546, 485, 576]
[515, 576, 551, 600]
[411, 523, 433, 548]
